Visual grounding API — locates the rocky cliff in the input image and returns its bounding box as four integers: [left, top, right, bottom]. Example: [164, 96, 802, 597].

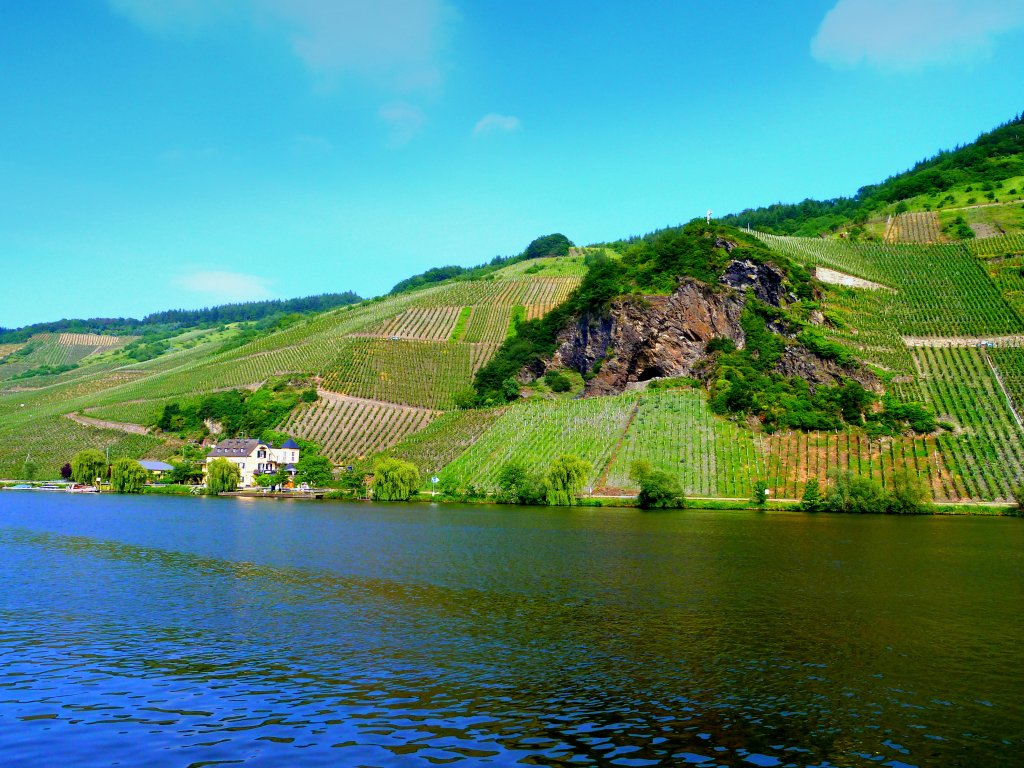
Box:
[540, 258, 878, 397]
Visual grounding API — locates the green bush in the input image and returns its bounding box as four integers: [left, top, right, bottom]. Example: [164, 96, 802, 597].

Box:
[631, 461, 686, 509]
[496, 461, 547, 505]
[296, 455, 334, 487]
[544, 370, 571, 393]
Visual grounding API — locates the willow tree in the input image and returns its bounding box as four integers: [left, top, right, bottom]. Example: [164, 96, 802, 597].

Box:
[372, 458, 420, 501]
[544, 454, 590, 506]
[206, 458, 241, 495]
[110, 458, 149, 494]
[71, 449, 106, 485]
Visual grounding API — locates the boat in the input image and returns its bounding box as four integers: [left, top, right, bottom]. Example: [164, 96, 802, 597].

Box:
[37, 483, 66, 491]
[66, 484, 98, 494]
[3, 484, 34, 490]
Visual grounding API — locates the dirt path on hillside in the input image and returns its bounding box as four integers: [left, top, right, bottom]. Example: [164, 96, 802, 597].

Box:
[64, 412, 150, 435]
[316, 389, 440, 414]
[902, 335, 1024, 348]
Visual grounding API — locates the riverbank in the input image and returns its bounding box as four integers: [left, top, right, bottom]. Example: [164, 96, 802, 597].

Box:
[3, 481, 1019, 515]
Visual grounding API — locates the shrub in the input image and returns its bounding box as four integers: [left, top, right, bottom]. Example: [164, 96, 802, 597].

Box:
[751, 480, 769, 507]
[544, 454, 590, 506]
[110, 458, 148, 494]
[635, 467, 686, 509]
[206, 458, 241, 494]
[887, 470, 931, 514]
[373, 457, 420, 501]
[544, 370, 571, 393]
[823, 471, 887, 514]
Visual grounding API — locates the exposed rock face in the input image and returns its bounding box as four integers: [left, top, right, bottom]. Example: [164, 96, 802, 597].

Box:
[775, 345, 882, 394]
[551, 279, 745, 396]
[544, 263, 879, 397]
[720, 259, 789, 306]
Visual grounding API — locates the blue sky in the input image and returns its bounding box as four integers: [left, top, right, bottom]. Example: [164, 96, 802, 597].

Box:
[3, 0, 1024, 327]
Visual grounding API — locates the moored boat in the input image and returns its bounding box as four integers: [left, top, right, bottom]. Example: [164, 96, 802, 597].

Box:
[66, 484, 98, 494]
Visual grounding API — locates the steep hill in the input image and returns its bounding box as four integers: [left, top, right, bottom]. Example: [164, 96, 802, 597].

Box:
[6, 116, 1024, 505]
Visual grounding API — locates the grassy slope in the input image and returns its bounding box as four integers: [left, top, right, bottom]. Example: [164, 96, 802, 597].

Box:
[0, 257, 585, 477]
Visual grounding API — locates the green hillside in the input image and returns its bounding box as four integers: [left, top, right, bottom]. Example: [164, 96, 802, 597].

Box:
[6, 118, 1024, 506]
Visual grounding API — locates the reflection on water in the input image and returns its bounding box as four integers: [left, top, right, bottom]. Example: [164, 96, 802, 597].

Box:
[0, 494, 1021, 767]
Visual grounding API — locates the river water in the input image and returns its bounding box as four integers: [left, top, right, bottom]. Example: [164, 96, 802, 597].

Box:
[0, 494, 1020, 767]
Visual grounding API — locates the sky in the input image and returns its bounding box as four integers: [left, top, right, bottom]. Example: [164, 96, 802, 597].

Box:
[3, 0, 1024, 327]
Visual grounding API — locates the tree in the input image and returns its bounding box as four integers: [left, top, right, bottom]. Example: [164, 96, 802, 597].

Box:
[630, 459, 686, 509]
[751, 480, 769, 507]
[373, 458, 420, 501]
[110, 458, 148, 494]
[255, 473, 274, 488]
[544, 454, 590, 506]
[800, 478, 823, 513]
[823, 471, 887, 514]
[496, 461, 546, 505]
[638, 470, 686, 509]
[888, 470, 931, 514]
[544, 370, 571, 393]
[206, 458, 240, 494]
[71, 449, 106, 485]
[59, 463, 72, 480]
[21, 456, 38, 482]
[501, 377, 521, 401]
[297, 455, 333, 487]
[168, 460, 204, 484]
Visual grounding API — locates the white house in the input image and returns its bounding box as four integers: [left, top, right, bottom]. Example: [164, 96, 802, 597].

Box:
[205, 437, 300, 488]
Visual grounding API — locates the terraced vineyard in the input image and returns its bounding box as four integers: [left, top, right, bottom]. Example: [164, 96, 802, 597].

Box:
[438, 395, 638, 492]
[379, 408, 507, 476]
[358, 306, 462, 341]
[0, 414, 172, 479]
[885, 211, 940, 243]
[910, 346, 1024, 500]
[282, 393, 437, 462]
[0, 333, 133, 380]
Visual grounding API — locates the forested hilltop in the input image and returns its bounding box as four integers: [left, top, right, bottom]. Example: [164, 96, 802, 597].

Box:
[0, 292, 362, 344]
[4, 115, 1024, 512]
[720, 113, 1024, 236]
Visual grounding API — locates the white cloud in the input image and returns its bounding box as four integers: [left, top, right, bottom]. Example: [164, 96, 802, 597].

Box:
[176, 270, 274, 303]
[109, 0, 456, 93]
[812, 0, 1024, 71]
[378, 102, 427, 146]
[472, 113, 521, 137]
[107, 0, 238, 36]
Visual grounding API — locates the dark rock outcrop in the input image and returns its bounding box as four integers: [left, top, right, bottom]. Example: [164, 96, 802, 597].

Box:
[720, 259, 789, 306]
[775, 345, 882, 394]
[541, 262, 879, 398]
[551, 279, 745, 396]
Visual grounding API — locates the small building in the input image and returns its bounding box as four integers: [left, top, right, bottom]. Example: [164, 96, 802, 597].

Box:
[205, 438, 300, 488]
[139, 460, 174, 476]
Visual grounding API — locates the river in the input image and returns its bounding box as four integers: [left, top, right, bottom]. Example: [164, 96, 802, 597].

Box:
[0, 493, 1020, 767]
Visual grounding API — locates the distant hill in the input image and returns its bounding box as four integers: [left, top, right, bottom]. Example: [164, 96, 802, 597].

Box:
[0, 292, 362, 344]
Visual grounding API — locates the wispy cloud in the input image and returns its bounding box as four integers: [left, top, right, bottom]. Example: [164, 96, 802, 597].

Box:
[176, 270, 274, 303]
[812, 0, 1024, 72]
[472, 113, 521, 137]
[109, 0, 456, 93]
[378, 102, 427, 147]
